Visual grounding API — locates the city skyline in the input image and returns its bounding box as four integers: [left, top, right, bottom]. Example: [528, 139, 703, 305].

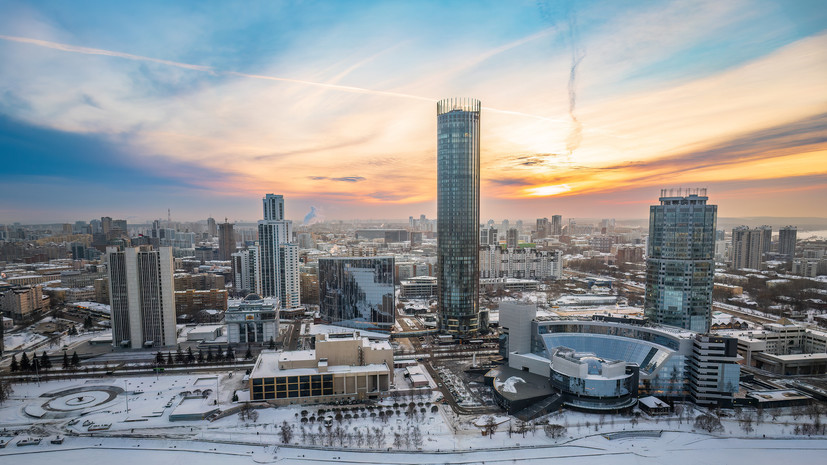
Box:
[1, 1, 826, 223]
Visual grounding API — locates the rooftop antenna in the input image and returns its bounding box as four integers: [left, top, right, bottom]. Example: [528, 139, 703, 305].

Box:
[168, 208, 171, 225]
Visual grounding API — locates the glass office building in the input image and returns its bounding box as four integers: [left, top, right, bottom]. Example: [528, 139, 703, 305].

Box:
[437, 98, 481, 335]
[318, 257, 395, 332]
[645, 189, 717, 333]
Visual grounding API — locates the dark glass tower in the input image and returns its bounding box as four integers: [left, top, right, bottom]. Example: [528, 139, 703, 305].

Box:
[645, 189, 716, 332]
[437, 98, 481, 335]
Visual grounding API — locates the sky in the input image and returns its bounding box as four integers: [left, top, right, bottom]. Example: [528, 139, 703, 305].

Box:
[0, 0, 825, 224]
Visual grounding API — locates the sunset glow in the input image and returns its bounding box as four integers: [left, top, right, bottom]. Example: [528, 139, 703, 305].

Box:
[0, 0, 825, 222]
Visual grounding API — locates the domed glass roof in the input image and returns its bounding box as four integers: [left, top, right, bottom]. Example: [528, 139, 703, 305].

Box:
[244, 294, 263, 301]
[579, 356, 603, 375]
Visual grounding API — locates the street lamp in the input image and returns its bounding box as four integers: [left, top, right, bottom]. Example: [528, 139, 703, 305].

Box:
[124, 379, 129, 414]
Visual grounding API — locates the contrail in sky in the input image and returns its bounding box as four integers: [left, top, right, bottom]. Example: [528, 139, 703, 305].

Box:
[0, 34, 566, 124]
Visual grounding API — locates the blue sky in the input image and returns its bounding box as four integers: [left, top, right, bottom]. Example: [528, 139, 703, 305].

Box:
[0, 0, 825, 223]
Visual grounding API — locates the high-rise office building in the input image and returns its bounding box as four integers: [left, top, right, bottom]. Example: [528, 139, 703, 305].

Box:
[218, 219, 235, 260]
[107, 246, 176, 349]
[318, 257, 395, 332]
[731, 226, 765, 270]
[778, 226, 797, 259]
[257, 194, 301, 308]
[437, 98, 480, 335]
[551, 215, 562, 235]
[645, 189, 716, 333]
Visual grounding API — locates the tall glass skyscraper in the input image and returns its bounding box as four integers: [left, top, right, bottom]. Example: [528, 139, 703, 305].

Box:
[437, 98, 481, 335]
[645, 189, 717, 333]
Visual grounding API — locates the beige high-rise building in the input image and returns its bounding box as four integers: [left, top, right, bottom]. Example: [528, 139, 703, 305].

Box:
[107, 246, 176, 348]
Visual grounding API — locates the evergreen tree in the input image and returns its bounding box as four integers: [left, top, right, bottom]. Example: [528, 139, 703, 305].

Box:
[225, 346, 235, 361]
[71, 351, 80, 367]
[268, 337, 276, 350]
[62, 352, 70, 369]
[206, 347, 214, 363]
[83, 314, 94, 330]
[175, 345, 184, 364]
[197, 348, 204, 364]
[155, 351, 165, 365]
[9, 354, 18, 372]
[40, 351, 52, 369]
[30, 357, 41, 372]
[20, 352, 30, 371]
[186, 346, 195, 364]
[166, 352, 174, 365]
[68, 325, 77, 336]
[245, 345, 253, 360]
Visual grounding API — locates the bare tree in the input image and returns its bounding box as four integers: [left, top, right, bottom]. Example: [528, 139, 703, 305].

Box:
[694, 413, 723, 433]
[484, 416, 498, 439]
[411, 425, 423, 449]
[741, 414, 754, 434]
[0, 380, 13, 405]
[373, 427, 386, 448]
[280, 420, 293, 444]
[544, 424, 567, 439]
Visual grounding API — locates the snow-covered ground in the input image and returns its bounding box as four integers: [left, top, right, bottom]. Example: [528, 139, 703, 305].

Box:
[1, 371, 826, 463]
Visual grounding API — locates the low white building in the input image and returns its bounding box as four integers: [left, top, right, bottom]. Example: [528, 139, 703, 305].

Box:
[225, 294, 278, 344]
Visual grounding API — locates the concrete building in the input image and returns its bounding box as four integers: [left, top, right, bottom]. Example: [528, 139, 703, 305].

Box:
[174, 288, 228, 316]
[727, 320, 827, 375]
[437, 98, 481, 335]
[479, 246, 562, 280]
[535, 218, 549, 239]
[107, 246, 176, 349]
[645, 189, 716, 333]
[207, 217, 217, 237]
[687, 335, 740, 406]
[400, 275, 438, 299]
[551, 215, 562, 236]
[226, 294, 278, 344]
[318, 257, 395, 332]
[257, 194, 301, 308]
[506, 228, 519, 249]
[218, 219, 235, 260]
[778, 226, 797, 259]
[249, 333, 393, 404]
[231, 246, 259, 294]
[731, 226, 765, 270]
[174, 273, 224, 291]
[0, 285, 46, 323]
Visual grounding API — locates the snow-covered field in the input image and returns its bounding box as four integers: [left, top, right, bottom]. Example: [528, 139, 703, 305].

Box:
[2, 432, 826, 464]
[1, 371, 826, 463]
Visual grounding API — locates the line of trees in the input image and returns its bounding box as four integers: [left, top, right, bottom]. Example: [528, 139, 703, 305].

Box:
[154, 345, 239, 366]
[8, 350, 81, 372]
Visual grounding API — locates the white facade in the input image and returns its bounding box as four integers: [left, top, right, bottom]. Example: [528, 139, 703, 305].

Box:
[107, 246, 176, 349]
[257, 194, 301, 309]
[231, 246, 259, 293]
[480, 246, 562, 280]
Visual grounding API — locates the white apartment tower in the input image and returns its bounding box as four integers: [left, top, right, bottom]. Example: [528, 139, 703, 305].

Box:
[231, 245, 259, 294]
[107, 246, 176, 349]
[257, 194, 301, 308]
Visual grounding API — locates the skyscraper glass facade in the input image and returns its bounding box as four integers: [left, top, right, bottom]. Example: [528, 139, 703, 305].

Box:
[318, 257, 395, 332]
[437, 98, 480, 335]
[645, 190, 717, 333]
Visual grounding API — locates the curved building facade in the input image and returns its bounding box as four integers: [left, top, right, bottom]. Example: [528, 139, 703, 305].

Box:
[437, 98, 481, 335]
[550, 347, 639, 411]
